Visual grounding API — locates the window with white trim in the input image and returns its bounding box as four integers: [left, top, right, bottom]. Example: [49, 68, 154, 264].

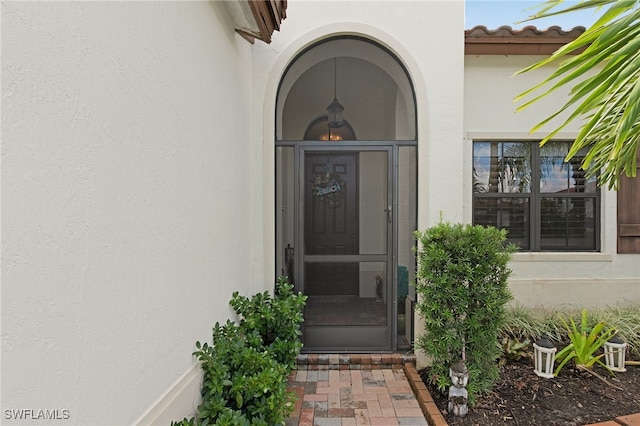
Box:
[472, 141, 599, 251]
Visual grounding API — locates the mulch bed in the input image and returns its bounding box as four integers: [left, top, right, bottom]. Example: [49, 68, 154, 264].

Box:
[419, 354, 640, 426]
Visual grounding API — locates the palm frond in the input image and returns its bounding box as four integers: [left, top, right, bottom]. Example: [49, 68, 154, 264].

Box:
[515, 0, 640, 189]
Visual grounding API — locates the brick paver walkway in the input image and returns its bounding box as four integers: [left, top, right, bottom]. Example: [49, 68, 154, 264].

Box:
[286, 367, 428, 426]
[286, 354, 640, 426]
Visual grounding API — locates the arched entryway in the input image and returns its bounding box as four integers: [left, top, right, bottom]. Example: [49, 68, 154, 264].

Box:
[275, 36, 417, 352]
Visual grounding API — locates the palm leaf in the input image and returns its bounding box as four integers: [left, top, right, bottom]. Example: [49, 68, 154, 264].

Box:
[515, 0, 640, 189]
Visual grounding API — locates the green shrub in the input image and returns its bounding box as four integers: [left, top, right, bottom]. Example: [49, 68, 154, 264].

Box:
[192, 321, 291, 425]
[414, 221, 516, 403]
[172, 277, 306, 426]
[230, 277, 307, 370]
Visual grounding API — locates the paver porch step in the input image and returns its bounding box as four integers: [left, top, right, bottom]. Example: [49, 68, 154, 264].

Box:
[296, 353, 416, 370]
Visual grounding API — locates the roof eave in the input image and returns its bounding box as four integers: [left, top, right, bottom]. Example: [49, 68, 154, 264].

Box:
[465, 25, 587, 55]
[225, 0, 287, 45]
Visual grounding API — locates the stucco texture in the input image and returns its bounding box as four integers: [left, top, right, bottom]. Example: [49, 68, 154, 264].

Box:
[2, 2, 260, 424]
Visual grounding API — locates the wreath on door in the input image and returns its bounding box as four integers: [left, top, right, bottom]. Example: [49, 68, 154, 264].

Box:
[311, 170, 345, 208]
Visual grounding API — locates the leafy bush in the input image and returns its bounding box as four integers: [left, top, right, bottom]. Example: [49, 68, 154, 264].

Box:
[230, 277, 307, 370]
[554, 309, 617, 375]
[172, 277, 306, 426]
[192, 321, 291, 425]
[414, 221, 516, 403]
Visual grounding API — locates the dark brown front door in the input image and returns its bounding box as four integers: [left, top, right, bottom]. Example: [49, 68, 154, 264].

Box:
[304, 153, 359, 296]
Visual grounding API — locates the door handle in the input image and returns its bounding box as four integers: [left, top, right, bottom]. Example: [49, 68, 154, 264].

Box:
[385, 206, 392, 223]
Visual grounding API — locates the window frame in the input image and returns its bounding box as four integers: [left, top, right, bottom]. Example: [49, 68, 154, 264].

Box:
[472, 140, 601, 252]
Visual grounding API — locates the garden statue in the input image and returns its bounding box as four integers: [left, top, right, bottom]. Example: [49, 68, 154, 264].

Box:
[375, 275, 383, 301]
[448, 360, 469, 417]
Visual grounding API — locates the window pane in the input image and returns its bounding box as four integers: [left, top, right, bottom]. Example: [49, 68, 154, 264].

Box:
[540, 141, 570, 192]
[540, 142, 597, 193]
[473, 142, 531, 193]
[502, 143, 532, 193]
[473, 197, 530, 249]
[569, 153, 598, 194]
[540, 197, 596, 250]
[473, 142, 492, 192]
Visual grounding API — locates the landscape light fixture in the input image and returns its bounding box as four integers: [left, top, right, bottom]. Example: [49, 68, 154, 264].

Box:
[533, 336, 557, 379]
[604, 336, 627, 372]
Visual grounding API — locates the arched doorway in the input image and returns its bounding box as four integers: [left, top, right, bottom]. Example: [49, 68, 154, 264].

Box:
[275, 36, 417, 352]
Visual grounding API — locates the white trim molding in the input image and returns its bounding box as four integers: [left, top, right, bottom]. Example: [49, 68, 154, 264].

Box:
[134, 364, 202, 426]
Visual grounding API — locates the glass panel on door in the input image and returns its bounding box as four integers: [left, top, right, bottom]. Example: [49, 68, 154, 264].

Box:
[397, 146, 417, 350]
[301, 149, 391, 351]
[304, 261, 388, 327]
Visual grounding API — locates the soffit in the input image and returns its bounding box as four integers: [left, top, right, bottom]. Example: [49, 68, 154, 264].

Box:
[465, 25, 586, 55]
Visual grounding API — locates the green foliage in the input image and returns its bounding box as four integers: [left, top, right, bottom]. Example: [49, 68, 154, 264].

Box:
[414, 221, 516, 404]
[230, 277, 307, 370]
[554, 309, 617, 376]
[515, 0, 640, 189]
[192, 322, 290, 425]
[174, 277, 306, 426]
[171, 418, 196, 426]
[498, 337, 531, 367]
[500, 303, 640, 357]
[593, 304, 640, 358]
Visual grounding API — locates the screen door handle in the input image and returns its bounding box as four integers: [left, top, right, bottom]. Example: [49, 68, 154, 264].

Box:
[385, 206, 392, 223]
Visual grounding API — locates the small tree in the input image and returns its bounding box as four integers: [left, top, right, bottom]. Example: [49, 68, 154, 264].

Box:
[415, 221, 517, 402]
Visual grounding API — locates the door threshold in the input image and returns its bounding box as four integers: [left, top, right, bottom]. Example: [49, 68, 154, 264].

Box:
[296, 353, 415, 370]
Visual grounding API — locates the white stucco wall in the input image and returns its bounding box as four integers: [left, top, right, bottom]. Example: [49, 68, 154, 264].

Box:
[464, 55, 640, 308]
[258, 0, 465, 282]
[2, 2, 263, 424]
[256, 0, 464, 370]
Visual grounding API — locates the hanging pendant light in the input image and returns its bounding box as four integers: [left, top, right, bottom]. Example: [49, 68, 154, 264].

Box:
[327, 57, 345, 129]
